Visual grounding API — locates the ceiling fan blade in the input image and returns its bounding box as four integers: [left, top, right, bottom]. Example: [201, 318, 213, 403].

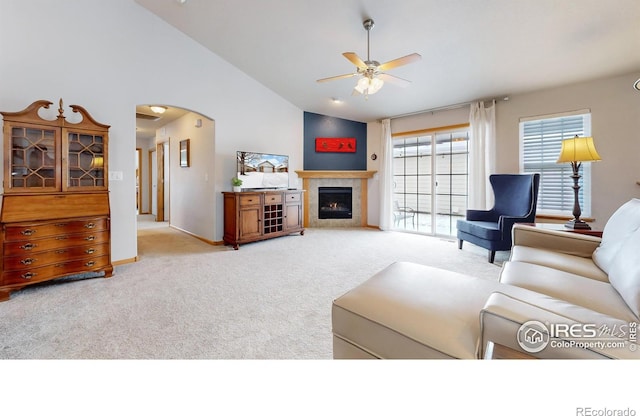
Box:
[317, 73, 358, 83]
[377, 53, 422, 71]
[379, 73, 411, 88]
[343, 52, 367, 69]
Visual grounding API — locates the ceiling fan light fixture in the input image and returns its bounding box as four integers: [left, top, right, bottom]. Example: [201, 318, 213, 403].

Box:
[149, 105, 167, 114]
[354, 76, 384, 95]
[354, 77, 370, 94]
[369, 77, 384, 94]
[317, 18, 420, 98]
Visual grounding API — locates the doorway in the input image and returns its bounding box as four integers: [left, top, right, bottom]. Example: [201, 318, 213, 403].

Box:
[135, 104, 215, 241]
[392, 126, 469, 237]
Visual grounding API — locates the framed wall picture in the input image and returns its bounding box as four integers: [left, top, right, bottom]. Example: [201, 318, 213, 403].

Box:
[315, 137, 356, 153]
[180, 139, 190, 167]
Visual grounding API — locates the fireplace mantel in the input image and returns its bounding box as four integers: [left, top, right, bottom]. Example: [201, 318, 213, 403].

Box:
[295, 170, 377, 227]
[295, 170, 376, 179]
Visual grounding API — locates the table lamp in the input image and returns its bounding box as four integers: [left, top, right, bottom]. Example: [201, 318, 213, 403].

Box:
[556, 135, 601, 229]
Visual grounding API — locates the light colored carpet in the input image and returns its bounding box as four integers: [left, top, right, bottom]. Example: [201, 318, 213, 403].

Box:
[0, 221, 507, 359]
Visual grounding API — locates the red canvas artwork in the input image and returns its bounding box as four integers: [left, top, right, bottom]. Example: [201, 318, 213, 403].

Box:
[315, 137, 356, 153]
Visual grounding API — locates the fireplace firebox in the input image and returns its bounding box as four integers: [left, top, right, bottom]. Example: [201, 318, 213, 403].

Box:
[318, 187, 352, 219]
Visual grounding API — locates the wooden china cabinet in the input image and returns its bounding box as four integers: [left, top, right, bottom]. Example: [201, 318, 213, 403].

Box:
[0, 99, 113, 301]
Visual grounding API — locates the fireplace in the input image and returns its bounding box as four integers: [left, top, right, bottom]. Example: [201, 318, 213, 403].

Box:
[295, 170, 376, 227]
[318, 187, 352, 219]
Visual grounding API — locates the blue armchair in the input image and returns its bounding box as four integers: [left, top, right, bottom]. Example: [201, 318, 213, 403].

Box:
[457, 173, 540, 263]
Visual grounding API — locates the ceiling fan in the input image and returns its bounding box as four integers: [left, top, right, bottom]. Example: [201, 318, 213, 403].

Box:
[317, 18, 421, 98]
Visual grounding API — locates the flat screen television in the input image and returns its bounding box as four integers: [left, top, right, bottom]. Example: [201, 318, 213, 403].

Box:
[236, 151, 289, 190]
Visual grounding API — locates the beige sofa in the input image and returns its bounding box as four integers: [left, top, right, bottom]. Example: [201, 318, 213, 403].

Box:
[332, 199, 640, 359]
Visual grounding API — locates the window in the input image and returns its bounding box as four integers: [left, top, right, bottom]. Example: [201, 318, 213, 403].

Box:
[520, 111, 592, 216]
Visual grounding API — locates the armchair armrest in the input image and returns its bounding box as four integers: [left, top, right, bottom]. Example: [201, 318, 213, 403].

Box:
[466, 209, 498, 222]
[512, 223, 601, 258]
[499, 215, 533, 239]
[480, 292, 639, 359]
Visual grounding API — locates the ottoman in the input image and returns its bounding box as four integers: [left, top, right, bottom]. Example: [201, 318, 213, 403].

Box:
[331, 261, 505, 359]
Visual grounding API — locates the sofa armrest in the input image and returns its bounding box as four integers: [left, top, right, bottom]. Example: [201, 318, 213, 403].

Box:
[511, 223, 601, 258]
[480, 292, 639, 359]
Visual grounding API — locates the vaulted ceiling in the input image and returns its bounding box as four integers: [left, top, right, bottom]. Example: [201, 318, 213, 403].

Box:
[135, 0, 640, 123]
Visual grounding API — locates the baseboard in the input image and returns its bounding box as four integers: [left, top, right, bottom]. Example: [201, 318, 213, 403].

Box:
[169, 224, 224, 245]
[113, 256, 138, 266]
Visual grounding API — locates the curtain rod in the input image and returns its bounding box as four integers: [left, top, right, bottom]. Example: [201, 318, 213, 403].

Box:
[382, 96, 509, 122]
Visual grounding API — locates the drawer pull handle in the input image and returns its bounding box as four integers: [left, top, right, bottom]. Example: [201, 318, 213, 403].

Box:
[55, 223, 69, 227]
[21, 272, 36, 280]
[85, 223, 96, 229]
[21, 229, 36, 236]
[20, 258, 35, 265]
[56, 236, 68, 240]
[85, 236, 96, 241]
[85, 248, 96, 254]
[19, 243, 37, 250]
[85, 261, 96, 267]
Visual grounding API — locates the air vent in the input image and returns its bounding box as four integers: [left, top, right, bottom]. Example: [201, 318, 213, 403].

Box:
[136, 112, 160, 121]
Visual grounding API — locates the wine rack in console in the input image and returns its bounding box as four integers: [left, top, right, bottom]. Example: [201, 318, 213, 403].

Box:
[0, 99, 113, 301]
[223, 190, 304, 249]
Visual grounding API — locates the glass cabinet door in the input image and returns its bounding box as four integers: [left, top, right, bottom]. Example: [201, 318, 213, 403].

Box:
[63, 129, 107, 191]
[7, 124, 60, 192]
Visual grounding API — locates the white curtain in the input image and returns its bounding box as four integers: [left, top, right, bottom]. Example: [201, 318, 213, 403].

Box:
[379, 118, 394, 230]
[468, 101, 496, 209]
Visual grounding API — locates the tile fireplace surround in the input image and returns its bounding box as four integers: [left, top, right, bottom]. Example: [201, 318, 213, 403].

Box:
[295, 170, 376, 228]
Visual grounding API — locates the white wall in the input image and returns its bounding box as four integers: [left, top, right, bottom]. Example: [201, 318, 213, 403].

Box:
[366, 72, 640, 228]
[156, 112, 216, 242]
[0, 0, 303, 262]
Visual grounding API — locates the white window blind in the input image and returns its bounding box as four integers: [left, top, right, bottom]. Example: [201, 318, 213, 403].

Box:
[520, 112, 592, 216]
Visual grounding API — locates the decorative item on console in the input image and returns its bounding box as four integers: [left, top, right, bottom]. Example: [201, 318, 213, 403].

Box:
[231, 177, 243, 192]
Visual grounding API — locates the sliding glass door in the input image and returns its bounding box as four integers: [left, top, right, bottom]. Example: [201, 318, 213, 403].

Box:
[392, 128, 469, 237]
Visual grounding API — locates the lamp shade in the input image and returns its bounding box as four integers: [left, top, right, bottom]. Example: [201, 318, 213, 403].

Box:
[556, 136, 602, 163]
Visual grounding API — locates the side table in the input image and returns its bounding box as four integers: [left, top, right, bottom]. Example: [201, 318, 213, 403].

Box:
[521, 223, 603, 238]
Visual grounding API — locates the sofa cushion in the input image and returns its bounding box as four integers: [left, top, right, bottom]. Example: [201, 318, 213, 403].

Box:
[608, 227, 640, 319]
[593, 198, 640, 274]
[500, 261, 638, 323]
[510, 246, 608, 282]
[456, 220, 501, 240]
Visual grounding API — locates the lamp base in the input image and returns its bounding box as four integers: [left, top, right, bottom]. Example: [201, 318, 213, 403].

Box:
[564, 219, 591, 230]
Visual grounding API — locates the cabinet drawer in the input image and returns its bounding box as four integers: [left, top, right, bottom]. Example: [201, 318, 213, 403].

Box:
[3, 230, 109, 256]
[239, 195, 261, 206]
[285, 192, 301, 203]
[3, 243, 109, 272]
[264, 193, 283, 204]
[4, 218, 108, 241]
[2, 255, 110, 286]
